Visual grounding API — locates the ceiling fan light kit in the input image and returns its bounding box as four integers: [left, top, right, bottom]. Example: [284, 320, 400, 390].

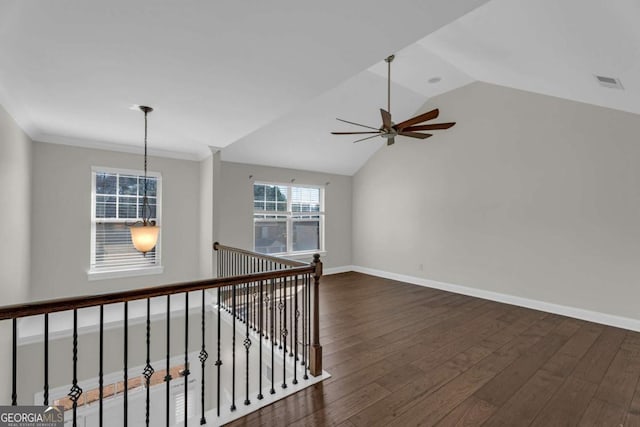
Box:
[331, 54, 455, 145]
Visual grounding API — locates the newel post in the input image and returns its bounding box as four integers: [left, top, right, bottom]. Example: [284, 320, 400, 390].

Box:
[309, 253, 323, 376]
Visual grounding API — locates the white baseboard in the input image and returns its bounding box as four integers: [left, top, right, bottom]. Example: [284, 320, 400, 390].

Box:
[344, 265, 640, 332]
[323, 265, 355, 275]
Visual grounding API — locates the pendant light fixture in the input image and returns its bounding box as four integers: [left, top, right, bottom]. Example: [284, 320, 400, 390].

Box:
[130, 105, 160, 254]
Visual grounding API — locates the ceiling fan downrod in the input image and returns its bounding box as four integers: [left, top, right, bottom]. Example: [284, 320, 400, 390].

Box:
[385, 54, 394, 116]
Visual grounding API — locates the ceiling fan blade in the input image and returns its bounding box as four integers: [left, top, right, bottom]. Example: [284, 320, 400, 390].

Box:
[386, 137, 395, 146]
[398, 131, 432, 139]
[353, 134, 382, 144]
[336, 118, 379, 131]
[331, 131, 381, 135]
[380, 109, 392, 129]
[394, 109, 439, 130]
[403, 122, 455, 132]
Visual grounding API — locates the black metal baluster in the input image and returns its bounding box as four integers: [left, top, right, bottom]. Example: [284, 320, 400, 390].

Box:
[11, 318, 16, 406]
[289, 278, 294, 358]
[199, 289, 208, 425]
[278, 278, 283, 350]
[98, 307, 103, 426]
[124, 302, 128, 427]
[215, 287, 222, 416]
[231, 284, 236, 411]
[69, 309, 82, 427]
[252, 281, 257, 332]
[243, 277, 246, 324]
[305, 273, 310, 380]
[244, 280, 251, 406]
[165, 295, 171, 427]
[184, 292, 190, 427]
[264, 287, 270, 341]
[282, 277, 288, 389]
[44, 313, 49, 406]
[257, 280, 264, 400]
[223, 252, 228, 311]
[270, 279, 276, 395]
[143, 298, 154, 427]
[254, 260, 259, 330]
[301, 274, 306, 369]
[293, 276, 299, 385]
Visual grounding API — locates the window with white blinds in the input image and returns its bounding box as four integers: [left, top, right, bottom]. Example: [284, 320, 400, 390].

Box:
[253, 182, 324, 255]
[89, 167, 162, 277]
[174, 387, 195, 424]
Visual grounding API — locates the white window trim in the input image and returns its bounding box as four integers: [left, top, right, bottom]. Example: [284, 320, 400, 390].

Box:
[252, 181, 325, 256]
[88, 166, 163, 280]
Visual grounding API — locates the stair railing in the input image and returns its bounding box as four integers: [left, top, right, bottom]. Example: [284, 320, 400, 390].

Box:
[0, 243, 322, 426]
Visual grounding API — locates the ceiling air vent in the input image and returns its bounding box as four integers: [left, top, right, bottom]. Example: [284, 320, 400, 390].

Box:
[595, 75, 624, 89]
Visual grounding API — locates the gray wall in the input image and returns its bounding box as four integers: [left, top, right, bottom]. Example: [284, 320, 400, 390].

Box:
[0, 104, 32, 402]
[353, 82, 640, 320]
[31, 142, 202, 300]
[216, 161, 352, 269]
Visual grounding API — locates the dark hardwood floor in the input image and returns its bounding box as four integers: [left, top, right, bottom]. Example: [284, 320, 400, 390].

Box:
[227, 272, 640, 426]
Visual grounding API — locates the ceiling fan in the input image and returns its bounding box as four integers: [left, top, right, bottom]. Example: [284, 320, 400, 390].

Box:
[331, 54, 455, 145]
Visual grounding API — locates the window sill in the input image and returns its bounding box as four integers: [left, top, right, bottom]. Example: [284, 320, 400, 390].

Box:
[87, 266, 164, 281]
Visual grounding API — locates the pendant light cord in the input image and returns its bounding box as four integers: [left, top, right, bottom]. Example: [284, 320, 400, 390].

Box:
[143, 108, 150, 225]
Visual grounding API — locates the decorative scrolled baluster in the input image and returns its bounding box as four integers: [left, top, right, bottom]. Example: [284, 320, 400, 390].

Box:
[244, 280, 252, 406]
[215, 287, 222, 417]
[257, 280, 264, 400]
[143, 298, 154, 427]
[68, 309, 83, 427]
[199, 289, 208, 425]
[282, 277, 288, 389]
[184, 292, 190, 426]
[165, 295, 172, 427]
[270, 279, 276, 395]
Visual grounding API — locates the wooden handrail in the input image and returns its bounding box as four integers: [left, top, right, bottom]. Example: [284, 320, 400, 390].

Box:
[213, 242, 308, 268]
[3, 243, 324, 421]
[0, 266, 314, 321]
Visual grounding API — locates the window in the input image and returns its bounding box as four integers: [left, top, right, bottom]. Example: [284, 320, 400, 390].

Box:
[253, 182, 324, 255]
[89, 167, 162, 278]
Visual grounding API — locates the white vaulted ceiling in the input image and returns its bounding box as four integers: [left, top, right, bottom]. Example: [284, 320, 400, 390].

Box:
[1, 0, 640, 175]
[0, 0, 487, 170]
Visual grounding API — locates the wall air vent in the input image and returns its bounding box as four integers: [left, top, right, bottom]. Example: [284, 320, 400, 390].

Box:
[595, 75, 624, 89]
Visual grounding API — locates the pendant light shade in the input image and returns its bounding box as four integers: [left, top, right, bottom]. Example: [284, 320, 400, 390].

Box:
[131, 223, 160, 253]
[129, 105, 159, 254]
